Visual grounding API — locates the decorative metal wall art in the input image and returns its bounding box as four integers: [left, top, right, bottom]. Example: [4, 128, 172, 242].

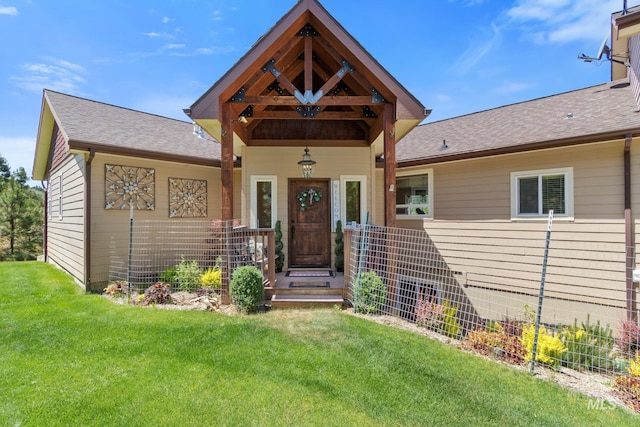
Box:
[168, 178, 208, 218]
[105, 164, 155, 210]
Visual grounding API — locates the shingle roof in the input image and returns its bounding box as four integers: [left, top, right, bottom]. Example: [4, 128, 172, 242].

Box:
[44, 90, 221, 165]
[397, 79, 640, 165]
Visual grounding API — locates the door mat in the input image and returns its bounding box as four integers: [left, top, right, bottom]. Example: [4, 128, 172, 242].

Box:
[289, 281, 330, 288]
[285, 270, 333, 277]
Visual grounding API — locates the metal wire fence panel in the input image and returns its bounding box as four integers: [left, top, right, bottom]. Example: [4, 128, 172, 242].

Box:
[108, 219, 275, 298]
[345, 223, 639, 379]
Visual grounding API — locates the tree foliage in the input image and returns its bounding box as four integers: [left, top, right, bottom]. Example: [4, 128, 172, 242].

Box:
[0, 155, 44, 260]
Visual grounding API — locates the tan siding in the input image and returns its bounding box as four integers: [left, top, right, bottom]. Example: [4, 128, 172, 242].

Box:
[88, 154, 221, 290]
[396, 141, 631, 312]
[47, 154, 85, 284]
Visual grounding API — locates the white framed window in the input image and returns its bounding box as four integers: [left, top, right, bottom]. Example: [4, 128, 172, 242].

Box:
[340, 175, 367, 226]
[250, 176, 277, 228]
[58, 174, 63, 220]
[510, 167, 573, 219]
[396, 170, 433, 218]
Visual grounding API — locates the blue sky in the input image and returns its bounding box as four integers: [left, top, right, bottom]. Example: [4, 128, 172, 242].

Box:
[0, 0, 637, 181]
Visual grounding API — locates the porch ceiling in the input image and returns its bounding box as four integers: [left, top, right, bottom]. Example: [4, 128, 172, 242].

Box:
[187, 0, 428, 157]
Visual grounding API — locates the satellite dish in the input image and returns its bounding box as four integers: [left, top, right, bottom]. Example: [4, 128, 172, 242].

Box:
[595, 34, 610, 60]
[577, 33, 610, 62]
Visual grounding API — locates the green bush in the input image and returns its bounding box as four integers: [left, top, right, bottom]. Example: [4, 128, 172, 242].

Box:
[441, 300, 461, 338]
[230, 265, 264, 313]
[560, 316, 614, 372]
[353, 270, 386, 314]
[275, 220, 284, 273]
[175, 257, 203, 291]
[159, 266, 177, 286]
[334, 220, 344, 272]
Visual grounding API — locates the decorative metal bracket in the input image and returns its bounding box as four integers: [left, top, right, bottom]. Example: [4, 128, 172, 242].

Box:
[333, 81, 349, 95]
[262, 58, 280, 77]
[240, 105, 254, 118]
[296, 105, 321, 118]
[297, 23, 319, 37]
[295, 90, 323, 105]
[363, 106, 378, 118]
[372, 88, 386, 104]
[267, 81, 284, 95]
[337, 59, 354, 78]
[229, 87, 245, 103]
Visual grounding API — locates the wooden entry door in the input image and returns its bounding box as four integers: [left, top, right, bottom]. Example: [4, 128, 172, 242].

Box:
[288, 178, 331, 267]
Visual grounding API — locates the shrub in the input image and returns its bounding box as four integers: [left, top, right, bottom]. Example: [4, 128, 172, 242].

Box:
[521, 324, 567, 366]
[617, 320, 640, 358]
[230, 265, 264, 313]
[353, 270, 386, 314]
[200, 267, 222, 290]
[159, 266, 177, 286]
[175, 257, 203, 291]
[334, 220, 344, 272]
[560, 316, 614, 372]
[143, 282, 172, 305]
[103, 280, 127, 296]
[462, 323, 526, 365]
[614, 352, 640, 412]
[415, 295, 461, 338]
[274, 220, 284, 273]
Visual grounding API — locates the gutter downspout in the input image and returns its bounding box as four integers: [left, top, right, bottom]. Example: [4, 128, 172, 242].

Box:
[85, 148, 95, 292]
[41, 180, 48, 262]
[624, 134, 636, 321]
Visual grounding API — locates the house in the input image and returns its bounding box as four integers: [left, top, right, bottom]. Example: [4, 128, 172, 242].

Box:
[32, 0, 427, 292]
[32, 0, 639, 321]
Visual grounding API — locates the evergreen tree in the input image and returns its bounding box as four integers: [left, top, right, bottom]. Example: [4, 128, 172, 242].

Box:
[0, 163, 44, 260]
[335, 220, 344, 272]
[274, 220, 284, 272]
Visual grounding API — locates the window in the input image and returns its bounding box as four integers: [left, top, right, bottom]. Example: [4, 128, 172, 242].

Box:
[396, 171, 433, 217]
[511, 167, 573, 219]
[250, 176, 277, 228]
[58, 174, 63, 220]
[340, 176, 366, 226]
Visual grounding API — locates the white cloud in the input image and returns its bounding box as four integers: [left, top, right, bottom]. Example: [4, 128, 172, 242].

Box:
[164, 43, 185, 49]
[143, 31, 161, 38]
[450, 22, 503, 74]
[0, 6, 17, 15]
[13, 59, 86, 94]
[213, 10, 223, 21]
[161, 16, 173, 24]
[507, 0, 640, 43]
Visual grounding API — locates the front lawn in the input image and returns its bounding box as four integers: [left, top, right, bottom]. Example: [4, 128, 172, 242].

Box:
[1, 262, 637, 426]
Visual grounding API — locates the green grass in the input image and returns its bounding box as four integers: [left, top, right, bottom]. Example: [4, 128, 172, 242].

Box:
[1, 262, 637, 426]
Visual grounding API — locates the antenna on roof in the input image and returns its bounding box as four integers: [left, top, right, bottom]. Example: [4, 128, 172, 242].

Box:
[623, 0, 628, 15]
[578, 33, 630, 66]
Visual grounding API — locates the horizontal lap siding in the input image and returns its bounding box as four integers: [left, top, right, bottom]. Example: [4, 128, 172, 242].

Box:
[89, 154, 222, 290]
[397, 141, 632, 309]
[47, 154, 85, 284]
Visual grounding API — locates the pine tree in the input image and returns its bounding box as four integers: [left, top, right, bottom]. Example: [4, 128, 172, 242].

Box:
[334, 220, 344, 272]
[274, 219, 284, 272]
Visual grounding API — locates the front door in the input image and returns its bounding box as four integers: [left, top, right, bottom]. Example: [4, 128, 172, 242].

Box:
[288, 178, 331, 267]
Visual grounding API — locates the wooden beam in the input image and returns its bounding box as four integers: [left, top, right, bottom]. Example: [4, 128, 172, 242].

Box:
[304, 36, 313, 92]
[247, 139, 370, 147]
[251, 110, 366, 120]
[220, 103, 234, 221]
[242, 95, 378, 106]
[383, 102, 396, 228]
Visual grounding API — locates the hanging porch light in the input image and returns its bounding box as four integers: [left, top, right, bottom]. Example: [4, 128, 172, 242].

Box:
[297, 147, 316, 178]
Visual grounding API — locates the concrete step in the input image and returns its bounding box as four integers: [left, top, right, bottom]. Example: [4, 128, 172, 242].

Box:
[271, 293, 344, 309]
